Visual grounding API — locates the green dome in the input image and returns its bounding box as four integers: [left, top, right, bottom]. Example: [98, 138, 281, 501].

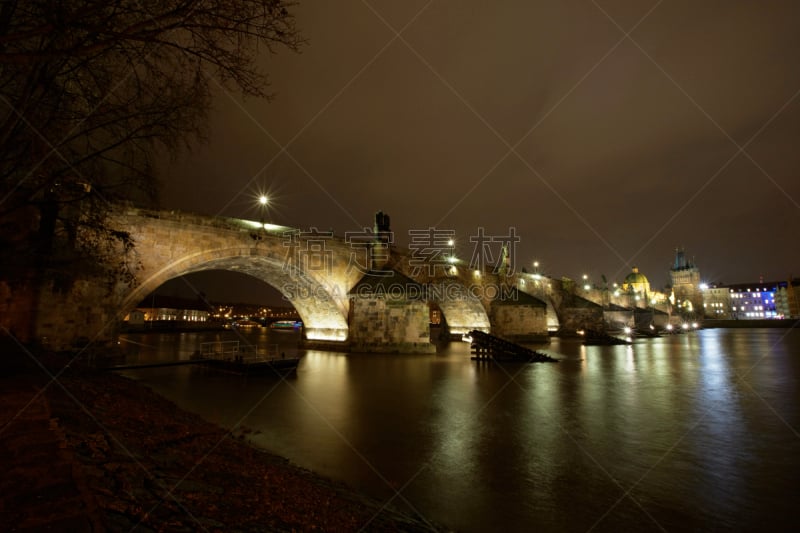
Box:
[622, 267, 650, 293]
[624, 268, 649, 285]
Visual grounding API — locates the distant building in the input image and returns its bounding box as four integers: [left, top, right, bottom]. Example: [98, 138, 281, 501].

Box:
[670, 248, 701, 315]
[702, 283, 731, 319]
[727, 282, 781, 319]
[621, 266, 651, 296]
[774, 278, 800, 319]
[127, 294, 211, 323]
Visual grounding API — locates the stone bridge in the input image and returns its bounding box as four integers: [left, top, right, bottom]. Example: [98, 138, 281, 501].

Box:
[16, 207, 673, 351]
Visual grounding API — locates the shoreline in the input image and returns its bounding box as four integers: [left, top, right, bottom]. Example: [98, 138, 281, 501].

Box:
[1, 345, 438, 531]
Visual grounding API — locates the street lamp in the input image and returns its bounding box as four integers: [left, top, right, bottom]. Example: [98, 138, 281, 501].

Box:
[258, 195, 268, 226]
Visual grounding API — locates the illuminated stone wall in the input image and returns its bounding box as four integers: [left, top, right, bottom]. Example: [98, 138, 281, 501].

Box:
[559, 307, 605, 333]
[349, 296, 434, 353]
[489, 304, 548, 343]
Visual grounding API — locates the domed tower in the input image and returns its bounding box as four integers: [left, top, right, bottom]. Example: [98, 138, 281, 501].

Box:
[622, 266, 650, 295]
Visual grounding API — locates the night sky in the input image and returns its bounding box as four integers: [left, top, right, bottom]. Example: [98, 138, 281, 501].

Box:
[157, 1, 800, 303]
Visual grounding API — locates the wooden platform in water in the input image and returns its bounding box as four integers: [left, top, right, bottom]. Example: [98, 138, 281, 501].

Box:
[468, 330, 557, 363]
[197, 340, 300, 375]
[107, 359, 210, 370]
[203, 356, 301, 375]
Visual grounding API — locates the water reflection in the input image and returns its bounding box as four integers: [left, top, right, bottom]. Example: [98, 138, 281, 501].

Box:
[121, 329, 800, 532]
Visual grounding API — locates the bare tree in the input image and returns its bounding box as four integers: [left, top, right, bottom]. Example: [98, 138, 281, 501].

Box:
[0, 0, 302, 287]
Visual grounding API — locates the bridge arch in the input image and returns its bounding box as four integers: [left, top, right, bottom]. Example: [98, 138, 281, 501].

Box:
[427, 278, 491, 336]
[108, 208, 371, 342]
[120, 245, 350, 342]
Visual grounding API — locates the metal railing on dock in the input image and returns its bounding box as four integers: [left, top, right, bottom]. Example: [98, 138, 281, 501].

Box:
[198, 341, 287, 364]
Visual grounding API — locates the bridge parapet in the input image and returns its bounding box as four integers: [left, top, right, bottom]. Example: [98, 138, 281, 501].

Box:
[18, 206, 672, 349]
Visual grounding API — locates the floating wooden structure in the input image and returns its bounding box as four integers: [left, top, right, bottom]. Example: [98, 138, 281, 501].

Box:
[197, 341, 301, 375]
[580, 329, 632, 346]
[467, 330, 557, 363]
[107, 359, 209, 371]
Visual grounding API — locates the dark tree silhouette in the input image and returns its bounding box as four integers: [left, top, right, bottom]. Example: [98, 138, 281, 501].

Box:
[0, 0, 302, 287]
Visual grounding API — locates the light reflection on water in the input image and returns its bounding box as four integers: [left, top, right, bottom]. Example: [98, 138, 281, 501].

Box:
[120, 328, 800, 532]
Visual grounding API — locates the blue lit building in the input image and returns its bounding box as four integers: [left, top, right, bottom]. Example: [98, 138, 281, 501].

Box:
[728, 281, 781, 319]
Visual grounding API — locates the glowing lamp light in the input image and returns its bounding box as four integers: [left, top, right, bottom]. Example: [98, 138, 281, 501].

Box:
[258, 195, 268, 206]
[624, 326, 632, 334]
[305, 328, 348, 341]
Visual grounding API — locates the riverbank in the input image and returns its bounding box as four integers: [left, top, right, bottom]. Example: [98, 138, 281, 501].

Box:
[0, 342, 437, 531]
[702, 318, 800, 328]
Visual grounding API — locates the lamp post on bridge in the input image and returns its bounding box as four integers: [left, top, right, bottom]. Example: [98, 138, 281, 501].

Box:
[258, 195, 268, 227]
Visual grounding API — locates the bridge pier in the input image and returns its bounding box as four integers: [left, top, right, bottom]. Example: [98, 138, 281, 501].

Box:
[347, 271, 435, 354]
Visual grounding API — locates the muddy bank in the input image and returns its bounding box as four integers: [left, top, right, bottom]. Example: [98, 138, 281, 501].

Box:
[1, 346, 438, 531]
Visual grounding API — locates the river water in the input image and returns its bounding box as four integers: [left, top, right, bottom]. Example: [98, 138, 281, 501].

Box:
[119, 328, 800, 532]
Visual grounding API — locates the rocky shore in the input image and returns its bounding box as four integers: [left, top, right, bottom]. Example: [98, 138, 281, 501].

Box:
[0, 344, 438, 531]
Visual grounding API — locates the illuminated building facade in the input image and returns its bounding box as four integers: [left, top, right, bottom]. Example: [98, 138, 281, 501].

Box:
[774, 279, 800, 318]
[669, 248, 701, 315]
[728, 282, 780, 319]
[621, 266, 651, 296]
[701, 283, 731, 318]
